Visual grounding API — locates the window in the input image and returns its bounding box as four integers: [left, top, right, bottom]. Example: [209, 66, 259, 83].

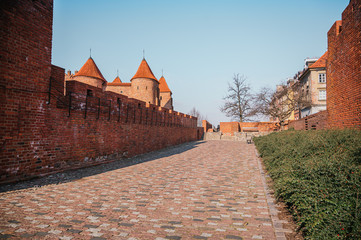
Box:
[319, 90, 326, 100]
[319, 73, 326, 83]
[87, 89, 93, 97]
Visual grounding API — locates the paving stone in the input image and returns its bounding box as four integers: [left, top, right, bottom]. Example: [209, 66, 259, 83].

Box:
[0, 141, 297, 239]
[166, 236, 182, 240]
[7, 220, 20, 224]
[83, 224, 99, 228]
[161, 226, 176, 230]
[193, 219, 204, 222]
[20, 233, 34, 238]
[58, 224, 72, 228]
[66, 229, 82, 234]
[168, 221, 182, 224]
[0, 234, 14, 239]
[118, 223, 134, 227]
[225, 235, 243, 239]
[70, 220, 84, 223]
[193, 236, 207, 239]
[35, 232, 48, 236]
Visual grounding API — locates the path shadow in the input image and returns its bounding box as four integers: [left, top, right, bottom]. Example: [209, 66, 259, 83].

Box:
[0, 141, 205, 193]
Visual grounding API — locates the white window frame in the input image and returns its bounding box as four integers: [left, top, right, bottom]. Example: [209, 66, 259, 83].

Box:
[319, 73, 326, 83]
[319, 90, 326, 100]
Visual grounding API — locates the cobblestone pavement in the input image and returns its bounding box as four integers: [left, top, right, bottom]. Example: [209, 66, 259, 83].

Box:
[0, 141, 292, 239]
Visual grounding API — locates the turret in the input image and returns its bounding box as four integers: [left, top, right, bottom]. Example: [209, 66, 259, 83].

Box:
[73, 57, 107, 90]
[106, 75, 131, 96]
[130, 58, 159, 105]
[159, 75, 173, 110]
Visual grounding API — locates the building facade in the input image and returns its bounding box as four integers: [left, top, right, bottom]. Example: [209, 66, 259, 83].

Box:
[297, 52, 327, 118]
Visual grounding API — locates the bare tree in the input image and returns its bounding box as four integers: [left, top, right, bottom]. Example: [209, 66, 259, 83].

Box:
[188, 107, 206, 127]
[220, 74, 254, 122]
[254, 82, 310, 127]
[254, 87, 291, 126]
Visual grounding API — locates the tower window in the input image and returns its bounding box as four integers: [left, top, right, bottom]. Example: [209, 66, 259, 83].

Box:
[137, 86, 139, 90]
[87, 89, 93, 97]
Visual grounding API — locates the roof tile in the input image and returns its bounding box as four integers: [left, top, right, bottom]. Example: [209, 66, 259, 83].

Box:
[112, 76, 122, 83]
[309, 51, 327, 69]
[75, 57, 106, 82]
[107, 82, 131, 87]
[131, 59, 158, 82]
[159, 76, 171, 93]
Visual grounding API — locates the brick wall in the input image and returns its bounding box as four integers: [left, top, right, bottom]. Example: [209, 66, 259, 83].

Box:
[0, 0, 54, 183]
[202, 120, 213, 132]
[327, 0, 361, 129]
[220, 122, 277, 135]
[0, 0, 200, 184]
[288, 111, 328, 130]
[220, 122, 240, 136]
[239, 122, 278, 132]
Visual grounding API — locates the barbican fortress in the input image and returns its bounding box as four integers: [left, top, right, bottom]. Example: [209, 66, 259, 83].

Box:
[65, 57, 173, 110]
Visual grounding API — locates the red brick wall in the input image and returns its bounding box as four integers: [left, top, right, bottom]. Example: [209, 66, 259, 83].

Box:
[0, 0, 54, 182]
[289, 111, 328, 130]
[220, 122, 278, 135]
[0, 0, 200, 184]
[202, 120, 213, 132]
[239, 122, 278, 132]
[220, 122, 240, 136]
[327, 0, 361, 129]
[197, 127, 204, 139]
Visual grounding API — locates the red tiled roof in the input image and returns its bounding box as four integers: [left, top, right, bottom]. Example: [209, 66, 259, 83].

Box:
[112, 76, 122, 83]
[107, 82, 131, 87]
[159, 76, 171, 93]
[131, 59, 158, 82]
[75, 57, 106, 82]
[309, 51, 327, 69]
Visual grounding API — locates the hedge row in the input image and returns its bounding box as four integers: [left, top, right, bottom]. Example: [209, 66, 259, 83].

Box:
[254, 129, 361, 239]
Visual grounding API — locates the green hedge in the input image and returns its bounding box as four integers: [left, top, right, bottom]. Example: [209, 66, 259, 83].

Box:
[254, 129, 361, 239]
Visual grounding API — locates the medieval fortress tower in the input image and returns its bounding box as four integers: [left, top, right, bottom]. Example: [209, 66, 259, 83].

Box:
[65, 57, 173, 110]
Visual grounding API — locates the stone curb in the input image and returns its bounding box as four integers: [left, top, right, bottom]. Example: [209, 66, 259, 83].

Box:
[255, 148, 288, 240]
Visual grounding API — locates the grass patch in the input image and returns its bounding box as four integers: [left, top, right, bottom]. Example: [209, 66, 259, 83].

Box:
[254, 129, 361, 239]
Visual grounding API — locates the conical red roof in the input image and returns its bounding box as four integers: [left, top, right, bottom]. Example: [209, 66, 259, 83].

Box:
[75, 57, 106, 82]
[131, 59, 158, 82]
[159, 76, 171, 93]
[112, 76, 122, 83]
[107, 76, 131, 86]
[309, 51, 327, 69]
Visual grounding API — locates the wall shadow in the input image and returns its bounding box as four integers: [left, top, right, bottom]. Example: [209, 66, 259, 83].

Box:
[0, 141, 205, 193]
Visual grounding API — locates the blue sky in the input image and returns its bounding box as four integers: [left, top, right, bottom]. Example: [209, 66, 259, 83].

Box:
[52, 0, 349, 126]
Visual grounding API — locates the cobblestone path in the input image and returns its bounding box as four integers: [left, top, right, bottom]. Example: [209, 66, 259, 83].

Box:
[0, 141, 291, 239]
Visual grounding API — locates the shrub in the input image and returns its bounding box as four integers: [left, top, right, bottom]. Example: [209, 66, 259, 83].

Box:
[254, 129, 361, 239]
